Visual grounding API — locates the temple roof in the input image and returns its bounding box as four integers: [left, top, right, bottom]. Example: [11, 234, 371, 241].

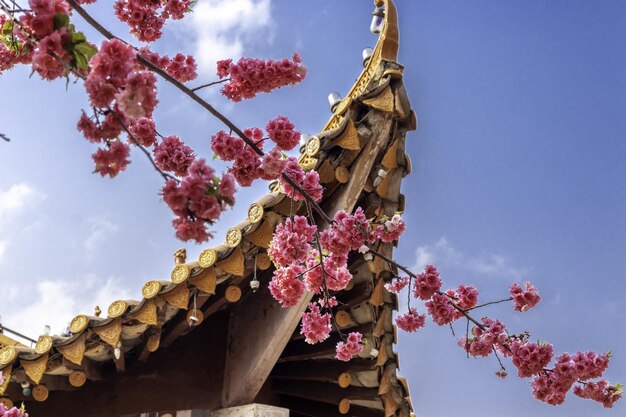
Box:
[0, 2, 417, 416]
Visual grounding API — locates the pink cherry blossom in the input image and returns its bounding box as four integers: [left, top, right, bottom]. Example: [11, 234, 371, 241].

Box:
[268, 216, 317, 267]
[336, 332, 364, 362]
[266, 115, 300, 151]
[413, 265, 442, 300]
[511, 340, 554, 378]
[128, 117, 157, 147]
[260, 147, 286, 180]
[510, 281, 541, 312]
[153, 135, 195, 177]
[373, 214, 406, 242]
[425, 292, 458, 326]
[92, 141, 131, 177]
[456, 284, 479, 309]
[573, 379, 622, 408]
[172, 216, 211, 243]
[211, 130, 244, 162]
[385, 276, 409, 294]
[300, 302, 332, 344]
[218, 53, 307, 102]
[269, 265, 306, 308]
[396, 308, 426, 333]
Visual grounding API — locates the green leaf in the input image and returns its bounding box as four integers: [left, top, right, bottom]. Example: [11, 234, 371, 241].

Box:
[73, 49, 89, 72]
[74, 42, 98, 61]
[212, 153, 219, 160]
[53, 14, 70, 30]
[72, 32, 87, 44]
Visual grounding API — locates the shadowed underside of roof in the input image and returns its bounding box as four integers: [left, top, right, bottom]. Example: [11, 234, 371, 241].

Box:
[0, 1, 417, 416]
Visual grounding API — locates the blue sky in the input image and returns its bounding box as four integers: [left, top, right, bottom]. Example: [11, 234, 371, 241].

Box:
[1, 1, 625, 416]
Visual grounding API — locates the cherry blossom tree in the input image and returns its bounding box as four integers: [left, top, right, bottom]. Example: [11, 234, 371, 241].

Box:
[0, 0, 621, 414]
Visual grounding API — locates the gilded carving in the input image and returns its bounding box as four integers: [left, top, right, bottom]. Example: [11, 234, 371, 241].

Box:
[108, 300, 128, 318]
[363, 86, 395, 113]
[381, 139, 399, 170]
[245, 218, 273, 249]
[130, 300, 158, 325]
[226, 227, 242, 248]
[216, 246, 245, 276]
[0, 347, 16, 366]
[171, 263, 190, 284]
[93, 319, 122, 347]
[198, 248, 217, 268]
[142, 280, 162, 299]
[189, 267, 217, 294]
[304, 135, 321, 156]
[247, 202, 264, 223]
[21, 354, 48, 385]
[35, 336, 53, 355]
[334, 119, 360, 151]
[162, 283, 190, 310]
[0, 397, 13, 409]
[298, 153, 317, 171]
[69, 314, 89, 334]
[57, 334, 86, 366]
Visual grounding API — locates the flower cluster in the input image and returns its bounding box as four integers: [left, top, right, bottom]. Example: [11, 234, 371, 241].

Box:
[458, 318, 508, 358]
[161, 159, 236, 242]
[140, 48, 197, 83]
[300, 302, 332, 344]
[210, 116, 310, 189]
[114, 0, 192, 42]
[268, 216, 317, 268]
[509, 281, 541, 312]
[0, 403, 28, 417]
[573, 380, 622, 408]
[0, 1, 97, 80]
[396, 307, 426, 333]
[217, 53, 307, 102]
[336, 332, 365, 362]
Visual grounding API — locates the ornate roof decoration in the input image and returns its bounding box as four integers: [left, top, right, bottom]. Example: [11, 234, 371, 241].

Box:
[0, 2, 417, 416]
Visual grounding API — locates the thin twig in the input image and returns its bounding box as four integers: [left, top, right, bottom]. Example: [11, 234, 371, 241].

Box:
[191, 78, 230, 92]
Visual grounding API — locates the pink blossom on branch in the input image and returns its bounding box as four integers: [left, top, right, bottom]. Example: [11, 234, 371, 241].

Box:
[413, 265, 442, 300]
[266, 115, 300, 151]
[217, 53, 307, 102]
[153, 135, 195, 177]
[385, 276, 409, 294]
[573, 380, 622, 408]
[92, 141, 131, 177]
[300, 302, 332, 344]
[396, 308, 426, 333]
[510, 281, 541, 312]
[336, 332, 364, 362]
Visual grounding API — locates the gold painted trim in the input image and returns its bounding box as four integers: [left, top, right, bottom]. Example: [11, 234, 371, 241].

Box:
[129, 299, 158, 326]
[21, 354, 48, 385]
[216, 246, 245, 276]
[0, 347, 16, 366]
[69, 315, 89, 334]
[226, 227, 243, 248]
[198, 248, 217, 268]
[381, 138, 399, 170]
[334, 118, 360, 151]
[304, 135, 321, 156]
[248, 202, 264, 224]
[189, 267, 217, 294]
[142, 280, 163, 299]
[35, 336, 53, 355]
[108, 300, 128, 318]
[246, 218, 274, 249]
[162, 283, 190, 310]
[171, 263, 191, 284]
[363, 85, 395, 113]
[93, 319, 122, 348]
[57, 334, 86, 366]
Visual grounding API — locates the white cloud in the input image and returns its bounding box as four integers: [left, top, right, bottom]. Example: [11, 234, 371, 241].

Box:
[413, 237, 527, 280]
[2, 275, 132, 342]
[185, 0, 272, 76]
[84, 217, 118, 258]
[0, 183, 34, 216]
[0, 183, 43, 261]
